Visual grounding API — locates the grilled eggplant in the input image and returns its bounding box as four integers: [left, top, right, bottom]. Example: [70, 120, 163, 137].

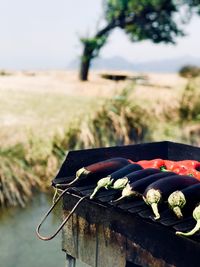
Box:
[176, 203, 200, 237]
[112, 168, 161, 190]
[90, 163, 142, 199]
[143, 175, 199, 220]
[56, 157, 132, 187]
[114, 171, 176, 203]
[168, 183, 200, 219]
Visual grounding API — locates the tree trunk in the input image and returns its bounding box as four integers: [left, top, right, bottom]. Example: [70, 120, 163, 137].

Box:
[79, 49, 92, 81]
[79, 21, 118, 81]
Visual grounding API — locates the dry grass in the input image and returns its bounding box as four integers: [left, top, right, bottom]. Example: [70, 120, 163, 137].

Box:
[179, 79, 200, 121]
[0, 145, 41, 207]
[57, 88, 150, 150]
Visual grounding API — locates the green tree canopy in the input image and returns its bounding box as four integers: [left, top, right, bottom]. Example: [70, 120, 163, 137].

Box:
[79, 0, 200, 81]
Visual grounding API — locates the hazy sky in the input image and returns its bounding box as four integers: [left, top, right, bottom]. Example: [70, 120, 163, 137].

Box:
[1, 0, 200, 69]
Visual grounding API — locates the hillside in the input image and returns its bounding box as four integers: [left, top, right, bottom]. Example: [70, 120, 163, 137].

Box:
[69, 55, 200, 73]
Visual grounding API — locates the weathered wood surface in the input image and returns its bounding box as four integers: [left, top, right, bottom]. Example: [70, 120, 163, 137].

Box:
[63, 210, 126, 267]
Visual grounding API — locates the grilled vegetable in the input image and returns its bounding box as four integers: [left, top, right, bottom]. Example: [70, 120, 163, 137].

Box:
[165, 160, 200, 179]
[168, 183, 200, 219]
[171, 165, 189, 176]
[163, 160, 190, 175]
[178, 160, 199, 169]
[58, 157, 132, 187]
[137, 159, 166, 170]
[90, 164, 142, 199]
[114, 171, 176, 203]
[187, 168, 200, 180]
[143, 175, 199, 220]
[174, 167, 200, 180]
[112, 168, 161, 190]
[164, 160, 177, 171]
[176, 204, 200, 236]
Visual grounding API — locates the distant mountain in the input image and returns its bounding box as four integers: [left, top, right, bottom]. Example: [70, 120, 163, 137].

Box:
[133, 56, 200, 73]
[68, 55, 200, 73]
[68, 56, 134, 71]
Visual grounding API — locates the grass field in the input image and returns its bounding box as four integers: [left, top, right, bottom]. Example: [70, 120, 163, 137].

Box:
[0, 70, 187, 147]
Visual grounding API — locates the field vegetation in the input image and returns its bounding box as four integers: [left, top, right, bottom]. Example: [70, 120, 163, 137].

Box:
[0, 70, 200, 207]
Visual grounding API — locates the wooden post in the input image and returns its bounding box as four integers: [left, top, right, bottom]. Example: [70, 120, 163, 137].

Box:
[66, 254, 76, 267]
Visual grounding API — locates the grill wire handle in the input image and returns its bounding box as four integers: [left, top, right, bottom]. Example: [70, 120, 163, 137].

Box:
[36, 188, 88, 241]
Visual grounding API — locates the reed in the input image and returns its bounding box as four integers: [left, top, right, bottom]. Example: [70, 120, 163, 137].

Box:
[179, 79, 200, 122]
[0, 145, 41, 207]
[56, 88, 150, 150]
[177, 79, 200, 145]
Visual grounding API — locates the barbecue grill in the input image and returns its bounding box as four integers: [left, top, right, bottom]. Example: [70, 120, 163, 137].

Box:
[37, 141, 200, 267]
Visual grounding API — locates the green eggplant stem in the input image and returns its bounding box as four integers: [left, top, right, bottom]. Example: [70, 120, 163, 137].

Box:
[67, 167, 90, 185]
[90, 176, 112, 199]
[56, 167, 89, 188]
[112, 184, 140, 203]
[112, 195, 127, 203]
[176, 220, 200, 236]
[60, 174, 83, 186]
[90, 186, 101, 199]
[176, 204, 200, 236]
[66, 176, 80, 186]
[112, 177, 128, 190]
[151, 202, 160, 220]
[143, 189, 161, 219]
[112, 191, 141, 203]
[168, 191, 186, 218]
[160, 166, 167, 171]
[73, 167, 90, 184]
[173, 206, 183, 219]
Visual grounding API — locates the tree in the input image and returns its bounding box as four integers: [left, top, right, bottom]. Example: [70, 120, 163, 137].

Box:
[79, 0, 200, 81]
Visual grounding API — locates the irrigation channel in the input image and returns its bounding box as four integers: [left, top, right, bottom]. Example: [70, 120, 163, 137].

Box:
[0, 193, 88, 267]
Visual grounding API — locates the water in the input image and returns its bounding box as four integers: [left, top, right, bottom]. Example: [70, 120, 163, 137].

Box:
[0, 193, 65, 267]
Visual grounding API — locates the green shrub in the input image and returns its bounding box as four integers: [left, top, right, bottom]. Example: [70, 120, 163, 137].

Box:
[0, 70, 11, 76]
[179, 81, 200, 121]
[179, 65, 200, 78]
[56, 88, 150, 149]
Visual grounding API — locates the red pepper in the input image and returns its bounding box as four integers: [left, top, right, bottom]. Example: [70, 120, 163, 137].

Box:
[186, 168, 200, 180]
[137, 159, 200, 179]
[178, 160, 199, 169]
[167, 160, 200, 180]
[163, 160, 193, 174]
[137, 159, 165, 170]
[162, 160, 187, 174]
[174, 160, 200, 178]
[164, 160, 177, 171]
[171, 165, 189, 175]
